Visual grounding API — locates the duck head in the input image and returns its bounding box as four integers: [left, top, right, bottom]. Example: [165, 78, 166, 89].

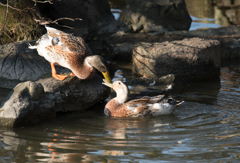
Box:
[45, 26, 63, 46]
[102, 80, 129, 103]
[86, 55, 112, 83]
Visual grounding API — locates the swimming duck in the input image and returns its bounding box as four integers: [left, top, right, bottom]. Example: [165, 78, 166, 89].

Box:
[29, 26, 111, 83]
[102, 80, 184, 117]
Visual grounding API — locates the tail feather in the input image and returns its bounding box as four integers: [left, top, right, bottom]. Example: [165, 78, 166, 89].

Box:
[161, 97, 184, 107]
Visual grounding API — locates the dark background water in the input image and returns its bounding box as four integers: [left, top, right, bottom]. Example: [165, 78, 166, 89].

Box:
[1, 0, 240, 162]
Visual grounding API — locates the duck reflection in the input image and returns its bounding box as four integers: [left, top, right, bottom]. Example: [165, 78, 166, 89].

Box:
[0, 113, 174, 162]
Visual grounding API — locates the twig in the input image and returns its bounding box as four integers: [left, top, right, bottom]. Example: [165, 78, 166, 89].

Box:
[31, 0, 53, 5]
[34, 17, 82, 28]
[3, 31, 14, 42]
[52, 17, 82, 23]
[0, 1, 21, 12]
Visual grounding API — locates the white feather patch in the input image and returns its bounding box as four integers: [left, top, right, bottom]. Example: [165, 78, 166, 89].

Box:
[126, 105, 138, 113]
[149, 103, 174, 116]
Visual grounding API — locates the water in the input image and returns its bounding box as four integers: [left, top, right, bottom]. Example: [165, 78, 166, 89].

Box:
[1, 0, 240, 162]
[0, 61, 240, 162]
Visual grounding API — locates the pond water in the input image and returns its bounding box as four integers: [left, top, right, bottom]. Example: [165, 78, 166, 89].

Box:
[0, 61, 240, 162]
[1, 0, 240, 162]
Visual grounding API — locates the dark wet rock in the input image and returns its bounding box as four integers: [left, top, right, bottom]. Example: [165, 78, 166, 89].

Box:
[130, 74, 175, 86]
[0, 41, 68, 89]
[126, 74, 175, 98]
[64, 28, 89, 39]
[132, 38, 221, 81]
[0, 81, 55, 127]
[97, 20, 130, 36]
[89, 20, 131, 56]
[120, 0, 192, 33]
[0, 74, 111, 127]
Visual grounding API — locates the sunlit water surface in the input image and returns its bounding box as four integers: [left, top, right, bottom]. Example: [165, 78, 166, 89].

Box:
[0, 61, 240, 162]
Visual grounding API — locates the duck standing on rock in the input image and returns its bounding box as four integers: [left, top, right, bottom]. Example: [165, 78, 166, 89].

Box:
[29, 26, 111, 83]
[102, 80, 184, 117]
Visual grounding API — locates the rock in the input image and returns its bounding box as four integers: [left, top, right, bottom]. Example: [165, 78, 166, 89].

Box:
[130, 74, 175, 86]
[0, 41, 68, 89]
[132, 38, 221, 81]
[214, 0, 240, 25]
[97, 20, 130, 36]
[120, 0, 192, 33]
[103, 25, 240, 61]
[89, 20, 131, 56]
[0, 81, 55, 127]
[103, 32, 162, 60]
[0, 74, 111, 127]
[143, 23, 168, 34]
[38, 0, 114, 34]
[165, 25, 240, 60]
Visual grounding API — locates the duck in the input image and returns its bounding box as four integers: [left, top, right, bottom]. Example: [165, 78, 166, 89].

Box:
[102, 80, 184, 117]
[28, 26, 111, 83]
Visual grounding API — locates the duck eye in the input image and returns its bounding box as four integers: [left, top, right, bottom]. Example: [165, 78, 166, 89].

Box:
[52, 37, 59, 46]
[118, 82, 121, 85]
[53, 38, 59, 42]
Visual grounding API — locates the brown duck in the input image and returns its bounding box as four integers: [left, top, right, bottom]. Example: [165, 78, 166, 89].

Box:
[29, 26, 111, 83]
[102, 80, 184, 117]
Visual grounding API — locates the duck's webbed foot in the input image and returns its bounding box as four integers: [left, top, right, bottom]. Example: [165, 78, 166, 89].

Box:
[51, 62, 68, 81]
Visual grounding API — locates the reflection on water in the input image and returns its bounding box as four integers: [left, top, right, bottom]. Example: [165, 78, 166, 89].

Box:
[0, 61, 240, 162]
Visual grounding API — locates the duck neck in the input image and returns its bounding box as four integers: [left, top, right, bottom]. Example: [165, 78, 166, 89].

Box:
[71, 60, 95, 80]
[115, 91, 128, 104]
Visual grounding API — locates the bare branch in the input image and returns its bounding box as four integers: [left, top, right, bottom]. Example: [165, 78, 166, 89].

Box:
[34, 17, 82, 28]
[3, 31, 14, 42]
[0, 1, 21, 11]
[52, 17, 82, 23]
[31, 0, 53, 5]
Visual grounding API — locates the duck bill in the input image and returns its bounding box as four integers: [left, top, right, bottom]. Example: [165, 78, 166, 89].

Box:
[102, 71, 112, 84]
[102, 79, 113, 88]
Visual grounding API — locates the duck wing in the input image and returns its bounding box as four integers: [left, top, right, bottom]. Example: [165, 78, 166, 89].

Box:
[47, 27, 93, 59]
[61, 34, 93, 58]
[127, 95, 165, 104]
[125, 103, 151, 117]
[125, 95, 183, 117]
[124, 96, 164, 117]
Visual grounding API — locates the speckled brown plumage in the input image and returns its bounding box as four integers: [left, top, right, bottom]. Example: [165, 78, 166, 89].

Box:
[28, 26, 111, 82]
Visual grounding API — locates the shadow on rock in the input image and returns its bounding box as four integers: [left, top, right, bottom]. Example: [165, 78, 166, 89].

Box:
[0, 41, 69, 89]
